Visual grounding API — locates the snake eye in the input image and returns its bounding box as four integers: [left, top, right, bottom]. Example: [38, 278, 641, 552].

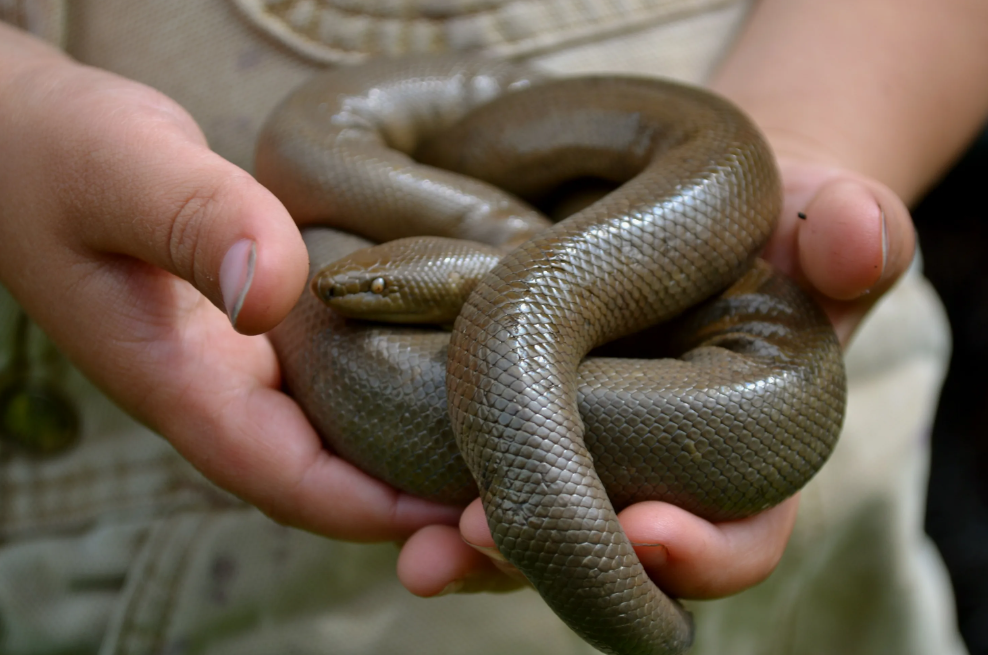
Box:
[370, 277, 386, 294]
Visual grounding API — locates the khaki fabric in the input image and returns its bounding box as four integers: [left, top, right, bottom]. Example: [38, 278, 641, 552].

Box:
[50, 0, 751, 172]
[0, 2, 968, 653]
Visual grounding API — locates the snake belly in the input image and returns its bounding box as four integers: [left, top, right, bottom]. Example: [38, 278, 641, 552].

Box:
[262, 57, 847, 655]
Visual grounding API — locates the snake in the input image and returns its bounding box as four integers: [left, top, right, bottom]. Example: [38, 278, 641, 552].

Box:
[261, 56, 847, 655]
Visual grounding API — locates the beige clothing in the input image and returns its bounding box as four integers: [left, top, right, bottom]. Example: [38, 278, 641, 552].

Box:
[0, 2, 967, 653]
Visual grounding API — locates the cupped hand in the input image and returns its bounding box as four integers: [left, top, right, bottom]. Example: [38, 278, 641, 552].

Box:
[0, 27, 460, 540]
[397, 154, 916, 599]
[0, 23, 918, 602]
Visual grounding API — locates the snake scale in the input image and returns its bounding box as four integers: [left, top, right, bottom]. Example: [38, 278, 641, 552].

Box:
[261, 57, 847, 655]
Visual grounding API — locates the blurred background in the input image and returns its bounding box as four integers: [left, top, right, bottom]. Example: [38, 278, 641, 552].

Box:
[916, 127, 988, 655]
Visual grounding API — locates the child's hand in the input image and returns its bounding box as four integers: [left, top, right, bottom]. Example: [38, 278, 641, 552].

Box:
[0, 24, 462, 542]
[395, 158, 915, 599]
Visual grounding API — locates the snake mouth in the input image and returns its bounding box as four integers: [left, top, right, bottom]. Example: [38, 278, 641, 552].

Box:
[333, 298, 453, 325]
[313, 270, 398, 299]
[313, 273, 455, 324]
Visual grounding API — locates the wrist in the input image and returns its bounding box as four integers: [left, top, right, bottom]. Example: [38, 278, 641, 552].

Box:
[707, 0, 988, 206]
[707, 78, 885, 195]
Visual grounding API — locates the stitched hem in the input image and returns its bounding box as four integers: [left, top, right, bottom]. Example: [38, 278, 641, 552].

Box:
[228, 0, 742, 65]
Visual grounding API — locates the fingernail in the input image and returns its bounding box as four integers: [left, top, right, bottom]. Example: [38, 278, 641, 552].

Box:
[462, 539, 507, 563]
[492, 560, 528, 580]
[462, 538, 528, 580]
[220, 239, 256, 329]
[879, 207, 889, 276]
[435, 580, 464, 596]
[630, 541, 669, 566]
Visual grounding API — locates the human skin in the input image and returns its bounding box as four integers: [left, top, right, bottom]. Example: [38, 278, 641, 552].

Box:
[0, 0, 986, 604]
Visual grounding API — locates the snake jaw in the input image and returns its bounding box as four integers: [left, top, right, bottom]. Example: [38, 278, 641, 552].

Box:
[312, 270, 406, 318]
[311, 269, 355, 304]
[310, 236, 504, 325]
[312, 265, 460, 324]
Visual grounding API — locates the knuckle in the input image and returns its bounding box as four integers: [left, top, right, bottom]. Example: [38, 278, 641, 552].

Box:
[167, 188, 213, 278]
[164, 172, 251, 288]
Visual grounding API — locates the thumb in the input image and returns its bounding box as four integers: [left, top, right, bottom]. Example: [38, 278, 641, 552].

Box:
[66, 130, 308, 334]
[764, 160, 916, 344]
[13, 66, 311, 334]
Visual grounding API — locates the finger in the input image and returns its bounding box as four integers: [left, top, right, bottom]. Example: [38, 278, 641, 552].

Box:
[458, 499, 532, 584]
[797, 180, 915, 345]
[459, 498, 500, 555]
[795, 179, 913, 300]
[60, 119, 308, 334]
[77, 264, 461, 540]
[460, 497, 797, 600]
[9, 64, 308, 334]
[763, 162, 916, 344]
[0, 57, 462, 542]
[397, 524, 526, 596]
[621, 497, 800, 600]
[158, 342, 463, 540]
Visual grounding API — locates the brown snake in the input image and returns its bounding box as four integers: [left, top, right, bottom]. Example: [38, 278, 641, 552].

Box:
[261, 57, 847, 655]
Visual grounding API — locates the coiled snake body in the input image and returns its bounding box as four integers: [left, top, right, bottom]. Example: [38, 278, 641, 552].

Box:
[262, 57, 846, 655]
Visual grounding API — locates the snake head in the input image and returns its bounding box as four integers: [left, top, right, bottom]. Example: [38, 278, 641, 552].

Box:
[311, 237, 502, 325]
